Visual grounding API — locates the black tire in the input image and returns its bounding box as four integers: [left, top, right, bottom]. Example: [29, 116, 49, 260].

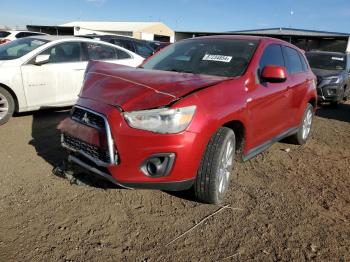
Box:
[290, 103, 313, 145]
[342, 86, 348, 101]
[194, 127, 235, 204]
[329, 101, 339, 108]
[0, 86, 15, 125]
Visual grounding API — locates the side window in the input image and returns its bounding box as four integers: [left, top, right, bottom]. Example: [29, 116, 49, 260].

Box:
[85, 43, 117, 60]
[15, 32, 28, 38]
[298, 52, 309, 72]
[283, 46, 303, 74]
[134, 42, 154, 58]
[15, 32, 41, 38]
[112, 39, 134, 52]
[259, 44, 285, 71]
[116, 48, 131, 59]
[40, 42, 83, 63]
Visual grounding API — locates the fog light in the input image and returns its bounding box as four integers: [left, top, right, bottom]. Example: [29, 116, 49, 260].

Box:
[140, 153, 175, 177]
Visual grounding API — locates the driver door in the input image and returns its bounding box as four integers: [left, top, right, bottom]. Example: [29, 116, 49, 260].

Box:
[21, 42, 87, 108]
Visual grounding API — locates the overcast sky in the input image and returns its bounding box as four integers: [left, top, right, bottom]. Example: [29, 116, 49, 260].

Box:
[1, 0, 350, 33]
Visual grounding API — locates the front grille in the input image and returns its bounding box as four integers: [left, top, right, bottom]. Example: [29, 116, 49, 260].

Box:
[71, 107, 105, 129]
[62, 134, 110, 163]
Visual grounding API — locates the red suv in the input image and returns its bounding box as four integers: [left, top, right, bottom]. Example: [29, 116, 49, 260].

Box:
[58, 35, 317, 204]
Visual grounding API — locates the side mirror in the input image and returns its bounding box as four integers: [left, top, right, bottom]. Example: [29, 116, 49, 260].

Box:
[261, 65, 287, 83]
[34, 54, 50, 65]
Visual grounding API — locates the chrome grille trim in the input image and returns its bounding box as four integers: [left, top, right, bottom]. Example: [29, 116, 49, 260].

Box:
[71, 105, 117, 165]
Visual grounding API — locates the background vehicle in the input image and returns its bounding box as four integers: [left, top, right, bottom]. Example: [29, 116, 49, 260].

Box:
[0, 30, 46, 45]
[306, 51, 350, 106]
[147, 41, 170, 53]
[81, 34, 156, 58]
[59, 36, 317, 204]
[0, 35, 144, 125]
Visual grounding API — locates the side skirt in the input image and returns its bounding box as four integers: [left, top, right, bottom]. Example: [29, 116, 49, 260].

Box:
[243, 127, 299, 162]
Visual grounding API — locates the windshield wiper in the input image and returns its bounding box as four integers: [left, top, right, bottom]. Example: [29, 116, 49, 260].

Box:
[167, 68, 193, 74]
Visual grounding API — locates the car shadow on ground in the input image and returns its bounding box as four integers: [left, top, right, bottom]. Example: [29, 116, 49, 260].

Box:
[29, 108, 118, 189]
[316, 103, 350, 123]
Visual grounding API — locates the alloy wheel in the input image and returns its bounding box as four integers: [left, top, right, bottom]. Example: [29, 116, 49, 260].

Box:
[0, 93, 9, 121]
[302, 108, 313, 140]
[217, 139, 234, 195]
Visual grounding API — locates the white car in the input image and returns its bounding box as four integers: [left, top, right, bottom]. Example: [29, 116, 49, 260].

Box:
[0, 30, 47, 45]
[0, 35, 144, 125]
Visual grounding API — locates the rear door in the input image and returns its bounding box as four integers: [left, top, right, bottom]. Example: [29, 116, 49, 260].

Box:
[249, 44, 292, 147]
[282, 46, 309, 127]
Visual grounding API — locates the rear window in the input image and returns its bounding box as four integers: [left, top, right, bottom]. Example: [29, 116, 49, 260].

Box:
[283, 46, 303, 74]
[85, 42, 117, 60]
[143, 39, 259, 77]
[298, 53, 309, 71]
[0, 31, 10, 38]
[112, 39, 134, 52]
[116, 48, 131, 59]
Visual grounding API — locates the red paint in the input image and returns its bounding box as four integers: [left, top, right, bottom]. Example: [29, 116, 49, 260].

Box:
[261, 65, 287, 82]
[59, 35, 317, 187]
[82, 61, 230, 111]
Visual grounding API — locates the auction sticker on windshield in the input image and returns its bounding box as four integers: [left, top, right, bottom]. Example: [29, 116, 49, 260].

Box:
[202, 54, 232, 63]
[331, 57, 344, 61]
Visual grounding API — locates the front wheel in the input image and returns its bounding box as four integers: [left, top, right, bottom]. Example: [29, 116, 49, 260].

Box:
[290, 103, 313, 145]
[0, 87, 15, 126]
[194, 127, 235, 204]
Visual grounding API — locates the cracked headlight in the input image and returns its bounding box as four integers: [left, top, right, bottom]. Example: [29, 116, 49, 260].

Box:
[123, 106, 196, 134]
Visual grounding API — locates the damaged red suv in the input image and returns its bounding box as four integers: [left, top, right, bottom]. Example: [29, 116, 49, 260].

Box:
[58, 35, 317, 204]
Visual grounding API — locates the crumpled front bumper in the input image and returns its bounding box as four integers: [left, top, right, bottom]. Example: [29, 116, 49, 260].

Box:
[57, 98, 205, 191]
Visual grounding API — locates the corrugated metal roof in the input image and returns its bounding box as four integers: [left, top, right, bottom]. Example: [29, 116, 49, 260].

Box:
[231, 27, 350, 37]
[61, 21, 167, 32]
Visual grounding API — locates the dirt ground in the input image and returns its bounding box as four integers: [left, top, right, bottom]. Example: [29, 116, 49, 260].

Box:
[0, 102, 349, 262]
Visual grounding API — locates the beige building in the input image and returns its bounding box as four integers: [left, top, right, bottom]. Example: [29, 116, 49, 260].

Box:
[60, 21, 175, 42]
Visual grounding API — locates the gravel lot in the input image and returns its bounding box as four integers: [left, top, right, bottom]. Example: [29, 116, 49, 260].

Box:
[0, 103, 349, 261]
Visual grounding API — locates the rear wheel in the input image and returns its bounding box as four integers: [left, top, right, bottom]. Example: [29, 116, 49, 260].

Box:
[290, 103, 313, 145]
[194, 127, 235, 204]
[0, 87, 15, 125]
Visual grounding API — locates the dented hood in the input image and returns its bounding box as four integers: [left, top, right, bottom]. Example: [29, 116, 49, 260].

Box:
[80, 61, 230, 111]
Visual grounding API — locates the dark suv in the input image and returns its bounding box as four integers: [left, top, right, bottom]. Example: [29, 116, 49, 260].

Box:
[81, 35, 155, 58]
[306, 51, 350, 106]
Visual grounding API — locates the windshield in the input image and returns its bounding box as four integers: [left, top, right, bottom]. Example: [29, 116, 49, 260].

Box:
[306, 52, 346, 71]
[0, 38, 49, 60]
[142, 39, 259, 77]
[0, 31, 10, 38]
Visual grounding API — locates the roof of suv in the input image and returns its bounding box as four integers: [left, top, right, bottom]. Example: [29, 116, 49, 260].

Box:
[305, 50, 347, 56]
[186, 34, 295, 44]
[189, 35, 304, 51]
